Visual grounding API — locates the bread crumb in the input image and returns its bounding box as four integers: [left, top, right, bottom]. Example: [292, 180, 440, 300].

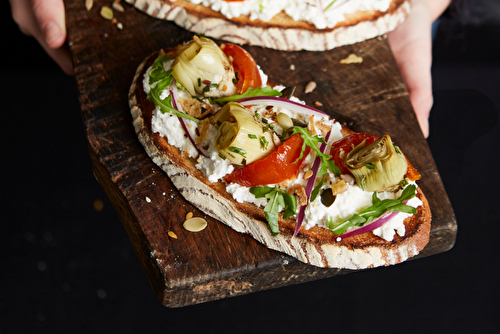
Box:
[288, 184, 308, 206]
[340, 54, 363, 64]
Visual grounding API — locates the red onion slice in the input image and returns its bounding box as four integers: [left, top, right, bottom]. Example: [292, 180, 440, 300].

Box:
[170, 88, 207, 158]
[293, 130, 332, 237]
[235, 96, 330, 119]
[336, 200, 409, 241]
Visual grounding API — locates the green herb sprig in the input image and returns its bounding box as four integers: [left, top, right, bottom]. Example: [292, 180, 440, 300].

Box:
[250, 186, 297, 236]
[324, 0, 338, 12]
[291, 127, 341, 176]
[147, 54, 199, 124]
[327, 184, 418, 235]
[214, 86, 282, 104]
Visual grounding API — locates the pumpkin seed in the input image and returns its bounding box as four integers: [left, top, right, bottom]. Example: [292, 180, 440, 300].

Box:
[277, 112, 293, 130]
[100, 6, 114, 20]
[320, 188, 336, 207]
[183, 217, 208, 232]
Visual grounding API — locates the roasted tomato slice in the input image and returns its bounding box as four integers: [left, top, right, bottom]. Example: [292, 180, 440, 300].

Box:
[405, 157, 421, 181]
[224, 134, 309, 187]
[220, 43, 262, 94]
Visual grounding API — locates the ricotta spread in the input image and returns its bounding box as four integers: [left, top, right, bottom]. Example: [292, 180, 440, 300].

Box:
[145, 53, 421, 242]
[182, 0, 393, 29]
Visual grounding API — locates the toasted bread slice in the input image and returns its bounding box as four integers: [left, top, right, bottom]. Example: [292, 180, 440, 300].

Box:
[129, 51, 431, 269]
[124, 0, 411, 51]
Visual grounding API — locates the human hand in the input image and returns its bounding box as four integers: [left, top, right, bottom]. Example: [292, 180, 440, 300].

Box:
[10, 0, 74, 75]
[388, 0, 450, 137]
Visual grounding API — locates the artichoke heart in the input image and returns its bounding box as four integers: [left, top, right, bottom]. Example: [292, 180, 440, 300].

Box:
[172, 37, 237, 97]
[211, 102, 275, 165]
[346, 135, 407, 192]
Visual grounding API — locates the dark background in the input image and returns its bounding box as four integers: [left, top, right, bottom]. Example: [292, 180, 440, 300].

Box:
[1, 1, 499, 333]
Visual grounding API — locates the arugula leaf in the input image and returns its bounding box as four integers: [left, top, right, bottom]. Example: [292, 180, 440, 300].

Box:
[250, 186, 297, 236]
[398, 184, 418, 202]
[310, 175, 326, 203]
[147, 55, 199, 124]
[328, 184, 418, 235]
[291, 127, 341, 176]
[250, 186, 273, 198]
[282, 192, 297, 219]
[214, 86, 282, 104]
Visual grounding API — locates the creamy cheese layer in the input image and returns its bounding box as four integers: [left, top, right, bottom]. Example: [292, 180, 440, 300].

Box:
[182, 0, 393, 29]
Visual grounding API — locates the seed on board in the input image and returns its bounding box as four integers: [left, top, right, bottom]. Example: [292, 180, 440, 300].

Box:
[112, 2, 125, 12]
[116, 22, 123, 30]
[185, 212, 193, 220]
[145, 196, 151, 203]
[100, 6, 114, 20]
[183, 217, 208, 232]
[340, 53, 363, 64]
[168, 231, 178, 239]
[290, 64, 296, 71]
[305, 81, 316, 94]
[315, 101, 323, 107]
[85, 0, 93, 11]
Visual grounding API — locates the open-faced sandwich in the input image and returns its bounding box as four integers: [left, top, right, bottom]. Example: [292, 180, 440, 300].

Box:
[129, 36, 431, 269]
[124, 0, 411, 51]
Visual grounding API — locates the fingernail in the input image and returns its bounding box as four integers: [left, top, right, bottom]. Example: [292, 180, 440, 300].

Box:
[44, 22, 63, 48]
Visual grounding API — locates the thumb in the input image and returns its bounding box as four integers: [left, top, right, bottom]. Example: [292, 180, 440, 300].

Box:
[31, 0, 66, 48]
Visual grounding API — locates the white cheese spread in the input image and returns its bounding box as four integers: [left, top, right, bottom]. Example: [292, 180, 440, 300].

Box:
[152, 107, 200, 159]
[195, 134, 235, 183]
[182, 0, 393, 29]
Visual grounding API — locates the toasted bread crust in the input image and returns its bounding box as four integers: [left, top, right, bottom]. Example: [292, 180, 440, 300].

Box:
[124, 0, 410, 51]
[129, 51, 431, 269]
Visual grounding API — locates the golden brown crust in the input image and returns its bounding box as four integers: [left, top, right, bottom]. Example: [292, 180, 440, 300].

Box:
[129, 50, 431, 269]
[124, 0, 411, 51]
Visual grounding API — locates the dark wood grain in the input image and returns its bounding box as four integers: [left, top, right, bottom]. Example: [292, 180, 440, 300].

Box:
[65, 0, 456, 307]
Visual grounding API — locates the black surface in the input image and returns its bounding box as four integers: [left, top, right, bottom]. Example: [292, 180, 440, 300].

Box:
[2, 2, 499, 333]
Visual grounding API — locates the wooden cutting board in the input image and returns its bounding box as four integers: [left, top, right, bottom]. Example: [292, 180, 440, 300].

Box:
[65, 0, 456, 307]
